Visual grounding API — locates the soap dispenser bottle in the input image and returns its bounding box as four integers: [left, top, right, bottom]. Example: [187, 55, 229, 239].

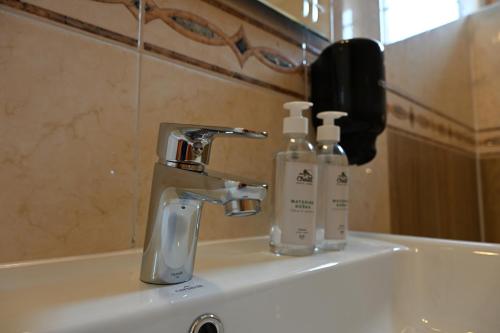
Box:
[316, 111, 349, 251]
[270, 101, 318, 256]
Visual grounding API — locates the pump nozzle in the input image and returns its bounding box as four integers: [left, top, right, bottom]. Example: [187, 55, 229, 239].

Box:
[317, 111, 347, 142]
[283, 101, 313, 134]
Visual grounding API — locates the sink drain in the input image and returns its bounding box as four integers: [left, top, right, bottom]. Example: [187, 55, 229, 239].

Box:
[189, 314, 223, 333]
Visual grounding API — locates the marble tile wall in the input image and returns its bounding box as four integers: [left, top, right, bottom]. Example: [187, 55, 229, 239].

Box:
[384, 3, 500, 242]
[0, 0, 312, 263]
[470, 4, 500, 243]
[385, 17, 475, 132]
[384, 3, 500, 156]
[0, 9, 139, 262]
[469, 3, 500, 156]
[0, 0, 405, 263]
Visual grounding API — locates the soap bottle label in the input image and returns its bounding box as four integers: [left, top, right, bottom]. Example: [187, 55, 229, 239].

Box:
[324, 165, 348, 240]
[282, 161, 317, 246]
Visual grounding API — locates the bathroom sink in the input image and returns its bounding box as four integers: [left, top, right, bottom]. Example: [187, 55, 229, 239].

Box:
[1, 233, 499, 333]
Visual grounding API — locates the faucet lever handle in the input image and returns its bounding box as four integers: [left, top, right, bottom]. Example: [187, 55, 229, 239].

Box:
[157, 123, 268, 168]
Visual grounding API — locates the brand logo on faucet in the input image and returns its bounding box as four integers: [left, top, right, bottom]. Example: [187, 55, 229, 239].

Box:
[336, 172, 348, 185]
[296, 169, 313, 184]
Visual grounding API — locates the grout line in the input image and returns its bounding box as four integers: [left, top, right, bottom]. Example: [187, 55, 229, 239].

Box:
[130, 60, 141, 248]
[475, 156, 486, 242]
[130, 0, 146, 249]
[466, 16, 486, 242]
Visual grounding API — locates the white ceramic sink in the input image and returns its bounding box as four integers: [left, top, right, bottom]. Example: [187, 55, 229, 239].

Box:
[1, 232, 499, 333]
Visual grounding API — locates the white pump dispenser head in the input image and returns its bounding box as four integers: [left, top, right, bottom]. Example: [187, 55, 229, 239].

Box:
[317, 111, 347, 142]
[283, 101, 313, 134]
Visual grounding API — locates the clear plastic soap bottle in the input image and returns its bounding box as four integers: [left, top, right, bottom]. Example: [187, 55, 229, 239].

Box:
[316, 111, 349, 251]
[270, 101, 318, 256]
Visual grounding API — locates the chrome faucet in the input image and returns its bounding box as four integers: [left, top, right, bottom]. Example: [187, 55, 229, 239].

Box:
[140, 123, 268, 284]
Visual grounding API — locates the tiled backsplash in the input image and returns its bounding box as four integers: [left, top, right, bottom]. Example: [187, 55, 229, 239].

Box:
[4, 0, 496, 263]
[384, 4, 500, 156]
[0, 0, 395, 263]
[0, 0, 316, 262]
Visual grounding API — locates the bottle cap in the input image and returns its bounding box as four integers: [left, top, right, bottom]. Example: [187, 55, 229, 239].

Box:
[317, 111, 348, 142]
[283, 101, 313, 134]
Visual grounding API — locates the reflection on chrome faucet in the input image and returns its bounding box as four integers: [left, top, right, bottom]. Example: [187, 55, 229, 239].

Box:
[140, 123, 268, 284]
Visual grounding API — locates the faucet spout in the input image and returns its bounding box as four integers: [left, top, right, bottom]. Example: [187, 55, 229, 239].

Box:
[140, 123, 268, 285]
[224, 199, 261, 217]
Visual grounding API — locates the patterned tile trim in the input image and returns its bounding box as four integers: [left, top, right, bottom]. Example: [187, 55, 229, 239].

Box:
[384, 81, 500, 154]
[0, 0, 305, 98]
[97, 0, 302, 73]
[0, 0, 138, 46]
[387, 89, 500, 155]
[144, 42, 304, 98]
[384, 82, 474, 131]
[387, 103, 476, 146]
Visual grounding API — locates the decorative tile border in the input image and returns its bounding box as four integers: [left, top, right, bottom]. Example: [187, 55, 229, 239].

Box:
[387, 103, 475, 145]
[0, 0, 308, 98]
[386, 92, 476, 154]
[0, 0, 138, 46]
[143, 42, 304, 98]
[386, 89, 500, 156]
[91, 0, 302, 73]
[137, 0, 302, 73]
[384, 82, 474, 132]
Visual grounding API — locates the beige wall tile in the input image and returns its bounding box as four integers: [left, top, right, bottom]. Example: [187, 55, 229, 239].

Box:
[385, 18, 474, 128]
[0, 10, 138, 262]
[142, 0, 305, 96]
[468, 4, 500, 83]
[386, 93, 476, 152]
[474, 76, 500, 130]
[0, 0, 394, 262]
[24, 0, 139, 39]
[469, 4, 500, 130]
[349, 131, 391, 233]
[136, 54, 297, 245]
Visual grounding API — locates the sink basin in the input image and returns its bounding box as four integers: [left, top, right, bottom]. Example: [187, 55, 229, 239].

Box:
[1, 232, 499, 333]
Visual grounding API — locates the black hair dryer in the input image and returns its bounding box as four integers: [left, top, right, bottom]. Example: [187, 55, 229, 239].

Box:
[311, 38, 386, 165]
